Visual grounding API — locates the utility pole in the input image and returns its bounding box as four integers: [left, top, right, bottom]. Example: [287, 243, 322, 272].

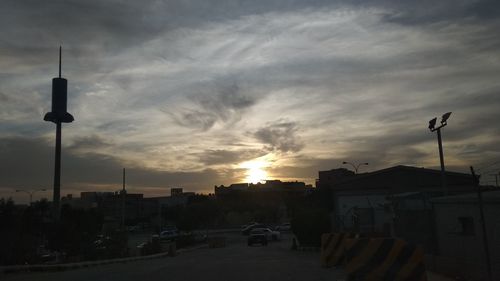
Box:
[428, 112, 451, 195]
[44, 47, 74, 221]
[122, 168, 126, 229]
[158, 200, 162, 233]
[471, 166, 492, 281]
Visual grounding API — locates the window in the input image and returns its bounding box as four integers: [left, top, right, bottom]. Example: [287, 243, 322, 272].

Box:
[458, 217, 475, 236]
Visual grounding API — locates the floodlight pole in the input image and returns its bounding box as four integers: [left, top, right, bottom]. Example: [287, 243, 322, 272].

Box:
[428, 112, 451, 196]
[436, 128, 447, 195]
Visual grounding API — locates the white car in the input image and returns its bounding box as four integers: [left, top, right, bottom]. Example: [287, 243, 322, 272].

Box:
[254, 228, 281, 241]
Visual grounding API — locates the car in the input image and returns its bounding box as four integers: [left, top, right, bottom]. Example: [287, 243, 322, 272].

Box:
[263, 228, 281, 241]
[254, 227, 281, 241]
[127, 225, 141, 232]
[160, 230, 179, 241]
[241, 223, 267, 235]
[275, 222, 291, 231]
[247, 229, 267, 246]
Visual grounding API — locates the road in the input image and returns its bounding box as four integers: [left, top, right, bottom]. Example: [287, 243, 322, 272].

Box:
[2, 233, 345, 281]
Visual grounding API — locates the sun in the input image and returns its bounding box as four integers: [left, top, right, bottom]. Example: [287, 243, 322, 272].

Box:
[240, 160, 269, 184]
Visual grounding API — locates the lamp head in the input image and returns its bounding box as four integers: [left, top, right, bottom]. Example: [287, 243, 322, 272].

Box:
[428, 117, 437, 131]
[441, 112, 452, 124]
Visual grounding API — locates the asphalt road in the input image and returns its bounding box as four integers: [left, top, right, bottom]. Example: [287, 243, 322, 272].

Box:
[3, 234, 345, 281]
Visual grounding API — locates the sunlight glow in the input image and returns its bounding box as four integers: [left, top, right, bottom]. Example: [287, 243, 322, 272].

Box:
[240, 159, 269, 184]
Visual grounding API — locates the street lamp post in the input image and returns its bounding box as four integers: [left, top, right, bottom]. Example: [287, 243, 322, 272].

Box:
[342, 161, 369, 174]
[16, 189, 47, 205]
[428, 112, 452, 196]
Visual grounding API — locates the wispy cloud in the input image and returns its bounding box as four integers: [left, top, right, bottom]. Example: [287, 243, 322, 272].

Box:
[253, 120, 304, 153]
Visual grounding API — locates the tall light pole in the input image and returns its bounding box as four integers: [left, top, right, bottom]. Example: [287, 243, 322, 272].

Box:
[342, 161, 369, 174]
[44, 47, 74, 221]
[16, 189, 47, 205]
[428, 112, 452, 196]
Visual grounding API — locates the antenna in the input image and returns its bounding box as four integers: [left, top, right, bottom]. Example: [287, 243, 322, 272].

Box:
[59, 46, 62, 78]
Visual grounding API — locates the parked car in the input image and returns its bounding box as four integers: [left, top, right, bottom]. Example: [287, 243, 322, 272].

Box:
[275, 222, 291, 231]
[248, 229, 268, 246]
[160, 229, 179, 241]
[256, 228, 281, 241]
[242, 223, 267, 235]
[127, 225, 141, 232]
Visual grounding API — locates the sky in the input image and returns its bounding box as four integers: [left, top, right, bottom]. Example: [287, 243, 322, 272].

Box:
[1, 0, 500, 203]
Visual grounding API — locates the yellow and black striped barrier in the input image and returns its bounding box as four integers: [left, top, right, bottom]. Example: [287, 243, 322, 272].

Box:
[343, 238, 427, 281]
[320, 233, 359, 268]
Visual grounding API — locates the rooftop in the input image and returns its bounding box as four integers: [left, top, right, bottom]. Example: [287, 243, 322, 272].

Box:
[431, 190, 500, 204]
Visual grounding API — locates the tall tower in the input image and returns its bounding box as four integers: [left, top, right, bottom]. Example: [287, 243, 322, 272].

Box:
[44, 46, 74, 220]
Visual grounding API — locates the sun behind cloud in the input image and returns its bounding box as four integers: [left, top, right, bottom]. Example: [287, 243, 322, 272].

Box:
[240, 159, 270, 184]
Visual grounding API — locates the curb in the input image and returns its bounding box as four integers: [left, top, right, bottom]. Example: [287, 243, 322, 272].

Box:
[1, 244, 207, 275]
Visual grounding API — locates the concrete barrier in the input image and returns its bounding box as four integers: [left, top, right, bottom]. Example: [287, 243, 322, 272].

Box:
[343, 238, 428, 281]
[320, 232, 360, 268]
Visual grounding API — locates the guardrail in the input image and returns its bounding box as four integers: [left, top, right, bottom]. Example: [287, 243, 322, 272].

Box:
[0, 243, 206, 275]
[1, 229, 242, 275]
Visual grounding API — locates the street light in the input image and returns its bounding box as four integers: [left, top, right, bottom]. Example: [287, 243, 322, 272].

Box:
[342, 161, 369, 174]
[15, 188, 47, 205]
[428, 112, 452, 195]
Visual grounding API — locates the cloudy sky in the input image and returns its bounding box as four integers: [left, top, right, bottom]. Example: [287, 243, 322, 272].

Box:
[1, 0, 499, 202]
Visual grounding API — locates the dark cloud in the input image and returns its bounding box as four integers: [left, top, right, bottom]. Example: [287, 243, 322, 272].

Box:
[0, 92, 9, 102]
[254, 120, 304, 153]
[0, 0, 335, 61]
[468, 0, 500, 20]
[67, 135, 112, 151]
[168, 109, 218, 131]
[168, 82, 258, 130]
[379, 0, 500, 25]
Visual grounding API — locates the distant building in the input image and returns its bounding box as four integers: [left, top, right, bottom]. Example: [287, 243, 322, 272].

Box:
[61, 191, 147, 224]
[316, 168, 355, 189]
[214, 180, 313, 197]
[317, 165, 475, 234]
[145, 189, 195, 209]
[430, 191, 500, 280]
[143, 188, 195, 228]
[170, 188, 184, 196]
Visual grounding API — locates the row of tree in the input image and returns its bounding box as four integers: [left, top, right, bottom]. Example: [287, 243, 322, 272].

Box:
[0, 188, 332, 265]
